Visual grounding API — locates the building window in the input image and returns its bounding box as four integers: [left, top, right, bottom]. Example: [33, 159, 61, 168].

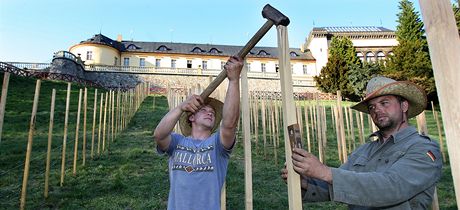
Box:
[187, 60, 192, 68]
[247, 63, 251, 71]
[86, 51, 93, 60]
[210, 48, 220, 53]
[303, 65, 308, 75]
[157, 45, 169, 51]
[192, 47, 204, 53]
[139, 58, 145, 67]
[377, 51, 385, 61]
[221, 61, 225, 70]
[366, 52, 375, 63]
[202, 60, 207, 69]
[357, 52, 364, 62]
[171, 59, 176, 69]
[261, 63, 266, 72]
[291, 64, 294, 74]
[123, 58, 129, 66]
[127, 44, 137, 50]
[114, 57, 118, 66]
[155, 59, 161, 67]
[258, 50, 269, 56]
[290, 52, 298, 57]
[275, 64, 279, 72]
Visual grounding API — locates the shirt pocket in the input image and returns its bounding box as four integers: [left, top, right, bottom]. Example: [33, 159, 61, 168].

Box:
[351, 155, 369, 172]
[377, 150, 406, 172]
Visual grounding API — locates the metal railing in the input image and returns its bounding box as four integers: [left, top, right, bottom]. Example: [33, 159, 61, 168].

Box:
[6, 62, 51, 70]
[2, 62, 317, 86]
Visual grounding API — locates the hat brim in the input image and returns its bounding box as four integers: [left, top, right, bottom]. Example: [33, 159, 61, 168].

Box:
[351, 81, 427, 118]
[179, 97, 224, 136]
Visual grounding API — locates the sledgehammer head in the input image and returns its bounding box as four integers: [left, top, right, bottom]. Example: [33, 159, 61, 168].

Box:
[262, 4, 290, 26]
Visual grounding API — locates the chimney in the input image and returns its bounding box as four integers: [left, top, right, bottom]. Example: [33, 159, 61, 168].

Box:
[117, 34, 122, 42]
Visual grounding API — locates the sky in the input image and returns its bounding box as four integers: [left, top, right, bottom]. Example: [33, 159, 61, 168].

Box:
[0, 0, 423, 63]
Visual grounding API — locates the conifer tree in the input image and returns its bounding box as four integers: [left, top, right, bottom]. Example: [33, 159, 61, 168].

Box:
[384, 0, 435, 98]
[314, 36, 361, 100]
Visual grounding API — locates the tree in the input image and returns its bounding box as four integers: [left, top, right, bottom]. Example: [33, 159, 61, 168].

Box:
[348, 62, 383, 99]
[384, 0, 435, 98]
[453, 0, 460, 30]
[314, 36, 361, 100]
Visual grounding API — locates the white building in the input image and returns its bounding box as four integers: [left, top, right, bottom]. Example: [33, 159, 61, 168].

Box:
[303, 26, 398, 71]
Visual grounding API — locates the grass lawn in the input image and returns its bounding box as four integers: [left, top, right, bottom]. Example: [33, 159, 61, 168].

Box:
[0, 73, 457, 209]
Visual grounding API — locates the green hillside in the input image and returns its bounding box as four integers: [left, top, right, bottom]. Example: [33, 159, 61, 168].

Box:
[0, 73, 456, 209]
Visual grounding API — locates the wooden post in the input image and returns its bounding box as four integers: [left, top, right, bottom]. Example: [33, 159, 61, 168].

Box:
[261, 98, 267, 158]
[416, 111, 440, 210]
[356, 111, 364, 145]
[277, 25, 303, 210]
[97, 93, 103, 155]
[303, 104, 311, 152]
[241, 60, 253, 210]
[20, 79, 41, 210]
[73, 89, 82, 176]
[348, 107, 356, 150]
[60, 83, 71, 186]
[418, 0, 460, 203]
[111, 90, 115, 142]
[0, 72, 10, 143]
[91, 89, 98, 159]
[102, 92, 108, 152]
[44, 89, 56, 198]
[82, 88, 87, 166]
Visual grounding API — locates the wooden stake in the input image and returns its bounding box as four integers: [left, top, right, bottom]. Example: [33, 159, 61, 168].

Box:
[261, 98, 267, 158]
[277, 25, 302, 209]
[102, 92, 108, 152]
[111, 90, 115, 142]
[348, 107, 356, 150]
[91, 89, 98, 159]
[419, 0, 460, 203]
[60, 83, 71, 186]
[82, 88, 87, 166]
[0, 72, 10, 143]
[73, 89, 82, 176]
[303, 104, 311, 152]
[241, 61, 253, 210]
[416, 111, 440, 210]
[20, 79, 41, 210]
[97, 93, 103, 155]
[44, 89, 56, 198]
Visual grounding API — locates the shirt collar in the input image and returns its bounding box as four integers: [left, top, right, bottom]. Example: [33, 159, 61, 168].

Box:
[368, 126, 417, 144]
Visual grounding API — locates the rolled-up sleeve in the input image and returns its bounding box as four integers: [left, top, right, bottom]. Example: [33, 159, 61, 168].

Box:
[302, 178, 333, 202]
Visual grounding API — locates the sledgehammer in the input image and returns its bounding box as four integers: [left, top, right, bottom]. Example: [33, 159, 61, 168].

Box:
[200, 4, 290, 99]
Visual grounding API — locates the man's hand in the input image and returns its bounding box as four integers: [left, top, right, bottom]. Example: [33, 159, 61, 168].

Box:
[180, 94, 204, 113]
[280, 163, 308, 189]
[224, 56, 243, 82]
[291, 148, 333, 184]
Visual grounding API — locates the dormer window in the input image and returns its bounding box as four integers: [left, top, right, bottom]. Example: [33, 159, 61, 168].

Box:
[192, 47, 204, 53]
[209, 48, 221, 53]
[290, 52, 298, 57]
[127, 44, 138, 50]
[157, 45, 170, 51]
[257, 50, 269, 56]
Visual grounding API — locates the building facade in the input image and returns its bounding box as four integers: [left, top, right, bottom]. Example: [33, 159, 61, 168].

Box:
[303, 26, 397, 71]
[69, 34, 317, 77]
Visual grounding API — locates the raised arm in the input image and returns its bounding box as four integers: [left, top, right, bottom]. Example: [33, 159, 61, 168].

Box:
[153, 94, 204, 151]
[220, 56, 243, 149]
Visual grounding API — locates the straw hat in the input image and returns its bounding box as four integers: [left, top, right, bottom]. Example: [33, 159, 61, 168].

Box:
[351, 76, 427, 118]
[179, 97, 224, 136]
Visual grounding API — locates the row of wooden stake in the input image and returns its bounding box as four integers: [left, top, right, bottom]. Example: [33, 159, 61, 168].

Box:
[0, 75, 151, 210]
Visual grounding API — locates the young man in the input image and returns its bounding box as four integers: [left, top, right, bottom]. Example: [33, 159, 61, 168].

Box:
[154, 56, 243, 210]
[281, 76, 442, 209]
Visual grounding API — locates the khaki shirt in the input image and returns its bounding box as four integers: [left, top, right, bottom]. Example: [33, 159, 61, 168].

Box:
[302, 126, 442, 209]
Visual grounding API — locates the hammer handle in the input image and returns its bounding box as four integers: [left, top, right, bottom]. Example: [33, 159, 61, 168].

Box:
[200, 20, 275, 99]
